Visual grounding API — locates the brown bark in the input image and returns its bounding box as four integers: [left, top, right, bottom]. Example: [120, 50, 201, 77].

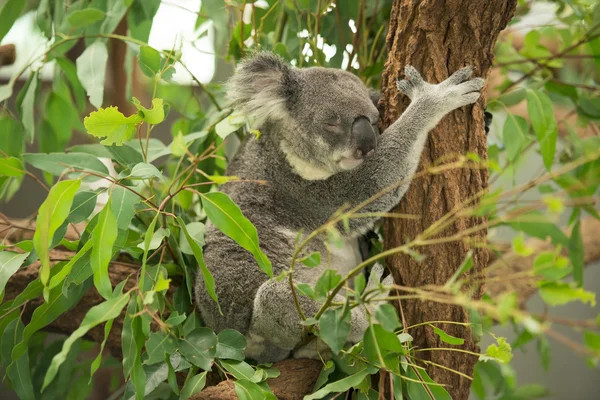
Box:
[380, 2, 517, 399]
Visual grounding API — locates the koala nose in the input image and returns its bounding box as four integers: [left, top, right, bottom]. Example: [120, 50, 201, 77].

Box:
[352, 117, 377, 159]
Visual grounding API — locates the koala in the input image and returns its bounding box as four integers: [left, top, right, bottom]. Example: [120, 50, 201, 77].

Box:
[195, 52, 485, 362]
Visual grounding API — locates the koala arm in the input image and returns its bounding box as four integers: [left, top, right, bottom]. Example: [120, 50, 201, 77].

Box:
[326, 66, 484, 234]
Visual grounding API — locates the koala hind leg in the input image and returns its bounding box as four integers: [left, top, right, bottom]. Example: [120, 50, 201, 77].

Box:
[247, 264, 393, 362]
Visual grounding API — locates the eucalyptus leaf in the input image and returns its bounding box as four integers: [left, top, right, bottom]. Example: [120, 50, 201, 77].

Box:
[0, 251, 29, 295]
[179, 372, 207, 400]
[318, 306, 350, 354]
[178, 328, 217, 371]
[42, 291, 130, 390]
[33, 180, 81, 296]
[91, 202, 118, 299]
[201, 192, 272, 277]
[77, 41, 108, 109]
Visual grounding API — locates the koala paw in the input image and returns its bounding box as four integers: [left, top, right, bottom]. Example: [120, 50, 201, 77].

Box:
[397, 65, 485, 113]
[440, 66, 485, 110]
[365, 263, 394, 306]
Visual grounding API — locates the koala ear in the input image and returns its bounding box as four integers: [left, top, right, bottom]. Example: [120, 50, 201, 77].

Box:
[227, 52, 299, 127]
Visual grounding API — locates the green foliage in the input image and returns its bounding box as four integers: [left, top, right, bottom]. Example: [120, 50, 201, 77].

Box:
[0, 0, 598, 399]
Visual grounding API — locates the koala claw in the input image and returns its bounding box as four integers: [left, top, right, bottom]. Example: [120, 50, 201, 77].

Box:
[365, 264, 394, 305]
[367, 263, 385, 289]
[404, 65, 424, 85]
[396, 65, 426, 99]
[444, 66, 474, 86]
[381, 274, 394, 287]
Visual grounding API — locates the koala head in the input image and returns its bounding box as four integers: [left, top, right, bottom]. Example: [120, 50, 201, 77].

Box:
[227, 52, 380, 180]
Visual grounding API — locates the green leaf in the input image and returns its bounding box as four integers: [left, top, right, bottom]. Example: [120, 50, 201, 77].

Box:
[179, 222, 206, 255]
[314, 269, 342, 298]
[50, 240, 93, 290]
[33, 180, 81, 296]
[539, 282, 596, 307]
[318, 306, 350, 354]
[526, 89, 557, 171]
[21, 72, 38, 143]
[405, 367, 452, 400]
[42, 292, 130, 390]
[133, 97, 165, 124]
[171, 133, 188, 157]
[0, 251, 29, 295]
[431, 325, 465, 345]
[234, 379, 269, 400]
[138, 45, 162, 77]
[91, 202, 118, 299]
[508, 211, 569, 247]
[183, 313, 203, 336]
[67, 191, 99, 223]
[374, 303, 401, 332]
[2, 319, 35, 400]
[145, 331, 177, 365]
[107, 144, 144, 166]
[55, 57, 87, 112]
[76, 40, 108, 109]
[215, 113, 246, 139]
[512, 233, 534, 256]
[494, 88, 527, 107]
[313, 361, 335, 391]
[0, 156, 25, 177]
[123, 353, 183, 400]
[131, 355, 146, 400]
[220, 359, 256, 380]
[584, 331, 600, 354]
[84, 106, 143, 145]
[177, 217, 220, 311]
[481, 336, 513, 364]
[0, 0, 26, 41]
[111, 186, 141, 229]
[11, 280, 89, 369]
[497, 292, 517, 324]
[122, 295, 142, 379]
[569, 219, 584, 287]
[67, 8, 105, 28]
[503, 114, 529, 161]
[23, 152, 109, 178]
[304, 367, 374, 400]
[363, 324, 403, 366]
[178, 328, 217, 371]
[89, 318, 114, 382]
[128, 162, 164, 180]
[216, 329, 247, 361]
[179, 372, 207, 400]
[128, 0, 161, 43]
[201, 192, 272, 277]
[300, 252, 321, 267]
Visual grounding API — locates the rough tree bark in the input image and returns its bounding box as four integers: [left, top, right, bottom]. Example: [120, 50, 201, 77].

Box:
[380, 1, 517, 399]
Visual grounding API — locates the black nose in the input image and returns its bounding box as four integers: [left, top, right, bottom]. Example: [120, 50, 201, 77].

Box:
[352, 117, 377, 158]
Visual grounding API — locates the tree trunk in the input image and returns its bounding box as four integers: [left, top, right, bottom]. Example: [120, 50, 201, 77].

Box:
[380, 2, 517, 399]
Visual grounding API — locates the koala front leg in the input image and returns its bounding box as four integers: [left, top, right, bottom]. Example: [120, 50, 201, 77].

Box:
[333, 66, 484, 233]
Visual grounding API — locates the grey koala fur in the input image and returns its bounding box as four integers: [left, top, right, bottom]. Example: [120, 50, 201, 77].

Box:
[195, 52, 485, 362]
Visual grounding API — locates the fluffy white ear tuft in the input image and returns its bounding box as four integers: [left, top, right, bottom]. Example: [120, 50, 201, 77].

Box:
[226, 52, 298, 127]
